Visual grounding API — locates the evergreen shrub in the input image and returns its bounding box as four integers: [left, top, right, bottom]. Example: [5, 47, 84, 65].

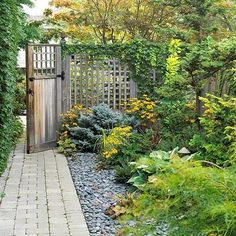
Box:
[70, 104, 137, 151]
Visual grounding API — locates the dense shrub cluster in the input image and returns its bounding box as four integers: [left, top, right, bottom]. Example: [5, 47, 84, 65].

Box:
[58, 103, 137, 154]
[14, 71, 26, 115]
[59, 25, 236, 236]
[60, 37, 236, 234]
[60, 85, 236, 236]
[0, 0, 26, 174]
[191, 95, 236, 165]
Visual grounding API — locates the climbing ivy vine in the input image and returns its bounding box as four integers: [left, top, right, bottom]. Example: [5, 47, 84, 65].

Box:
[62, 39, 168, 96]
[0, 0, 28, 174]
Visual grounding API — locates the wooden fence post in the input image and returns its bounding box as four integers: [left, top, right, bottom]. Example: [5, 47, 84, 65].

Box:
[130, 80, 138, 98]
[61, 55, 71, 113]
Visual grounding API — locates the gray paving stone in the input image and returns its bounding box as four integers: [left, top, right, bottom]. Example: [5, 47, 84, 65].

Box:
[0, 133, 89, 236]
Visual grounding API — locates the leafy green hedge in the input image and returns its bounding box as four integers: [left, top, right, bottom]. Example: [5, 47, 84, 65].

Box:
[0, 0, 27, 174]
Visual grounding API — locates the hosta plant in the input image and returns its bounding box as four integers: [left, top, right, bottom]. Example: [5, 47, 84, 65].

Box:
[114, 131, 154, 183]
[128, 148, 195, 189]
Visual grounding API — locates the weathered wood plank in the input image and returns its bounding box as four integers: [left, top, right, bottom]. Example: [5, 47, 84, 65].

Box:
[62, 55, 71, 113]
[56, 45, 62, 136]
[79, 55, 83, 105]
[96, 60, 100, 105]
[85, 56, 89, 108]
[26, 44, 35, 153]
[130, 79, 138, 98]
[74, 54, 78, 105]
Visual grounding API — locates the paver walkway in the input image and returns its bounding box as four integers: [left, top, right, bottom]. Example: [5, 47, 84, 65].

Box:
[0, 133, 90, 236]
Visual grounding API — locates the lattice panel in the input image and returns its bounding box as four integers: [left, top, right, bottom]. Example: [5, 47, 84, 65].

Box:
[70, 55, 136, 109]
[33, 46, 56, 77]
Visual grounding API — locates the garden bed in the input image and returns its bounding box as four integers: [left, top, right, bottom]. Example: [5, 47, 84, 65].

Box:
[61, 97, 236, 235]
[68, 152, 170, 236]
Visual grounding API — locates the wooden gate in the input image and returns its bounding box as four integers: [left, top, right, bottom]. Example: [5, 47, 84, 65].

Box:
[26, 44, 62, 153]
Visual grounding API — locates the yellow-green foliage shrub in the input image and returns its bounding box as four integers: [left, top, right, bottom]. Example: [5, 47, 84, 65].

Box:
[191, 94, 236, 165]
[125, 95, 157, 128]
[58, 104, 86, 155]
[60, 104, 87, 131]
[101, 126, 133, 158]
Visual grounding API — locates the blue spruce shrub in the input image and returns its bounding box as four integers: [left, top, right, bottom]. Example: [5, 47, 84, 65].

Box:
[69, 104, 139, 151]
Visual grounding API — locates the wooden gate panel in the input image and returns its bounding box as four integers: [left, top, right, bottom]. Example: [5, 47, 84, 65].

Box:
[26, 44, 61, 153]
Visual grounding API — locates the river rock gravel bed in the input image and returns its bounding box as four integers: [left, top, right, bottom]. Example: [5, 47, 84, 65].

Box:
[68, 152, 169, 236]
[68, 153, 129, 236]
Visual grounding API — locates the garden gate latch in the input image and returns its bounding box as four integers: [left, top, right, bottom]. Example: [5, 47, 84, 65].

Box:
[57, 71, 65, 80]
[28, 88, 34, 96]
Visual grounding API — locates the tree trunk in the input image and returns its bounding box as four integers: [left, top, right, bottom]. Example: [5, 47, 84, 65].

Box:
[196, 89, 204, 130]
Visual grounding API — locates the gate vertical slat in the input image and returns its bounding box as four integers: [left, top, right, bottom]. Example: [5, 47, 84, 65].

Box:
[26, 45, 35, 153]
[56, 46, 62, 135]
